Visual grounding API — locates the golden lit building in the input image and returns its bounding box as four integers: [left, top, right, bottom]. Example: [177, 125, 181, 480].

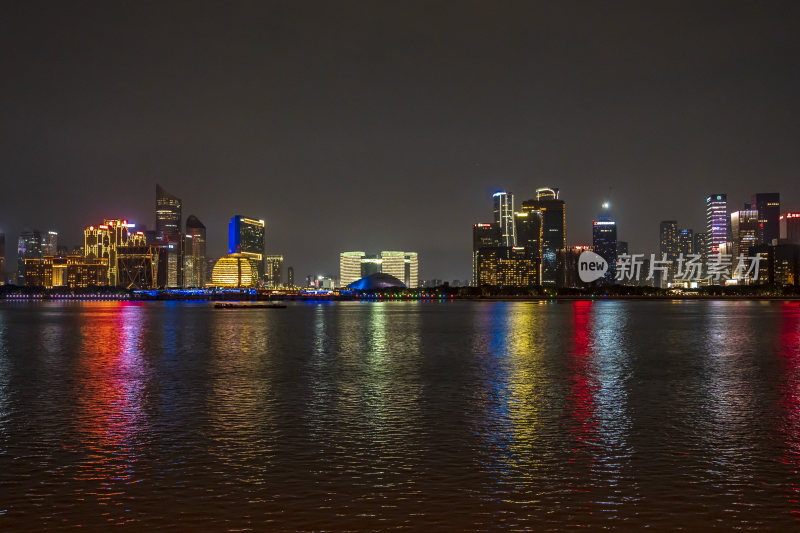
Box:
[476, 247, 538, 286]
[211, 253, 258, 288]
[24, 255, 108, 288]
[84, 219, 151, 286]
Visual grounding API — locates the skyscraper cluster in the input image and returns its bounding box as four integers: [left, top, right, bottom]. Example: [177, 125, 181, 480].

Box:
[473, 188, 566, 287]
[9, 184, 292, 290]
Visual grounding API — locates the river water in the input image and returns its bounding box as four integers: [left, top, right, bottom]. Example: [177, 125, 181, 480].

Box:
[0, 300, 798, 530]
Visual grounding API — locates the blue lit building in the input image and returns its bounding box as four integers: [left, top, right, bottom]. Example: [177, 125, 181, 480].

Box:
[228, 216, 265, 280]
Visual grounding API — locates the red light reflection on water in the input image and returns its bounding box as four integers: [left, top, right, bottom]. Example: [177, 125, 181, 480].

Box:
[69, 302, 150, 523]
[566, 301, 599, 497]
[779, 302, 800, 518]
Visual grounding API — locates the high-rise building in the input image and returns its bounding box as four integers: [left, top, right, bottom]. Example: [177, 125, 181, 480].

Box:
[229, 216, 265, 281]
[730, 208, 759, 258]
[706, 194, 728, 256]
[751, 193, 780, 244]
[521, 187, 566, 286]
[659, 221, 679, 263]
[44, 231, 58, 256]
[592, 204, 617, 283]
[287, 266, 295, 288]
[780, 213, 800, 244]
[616, 241, 629, 256]
[264, 254, 284, 287]
[493, 191, 516, 247]
[693, 232, 707, 264]
[184, 215, 206, 288]
[678, 228, 694, 257]
[156, 184, 182, 238]
[17, 230, 45, 285]
[339, 251, 419, 288]
[472, 223, 501, 286]
[84, 219, 154, 287]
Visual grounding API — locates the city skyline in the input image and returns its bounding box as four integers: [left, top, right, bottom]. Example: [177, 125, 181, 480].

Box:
[1, 2, 799, 280]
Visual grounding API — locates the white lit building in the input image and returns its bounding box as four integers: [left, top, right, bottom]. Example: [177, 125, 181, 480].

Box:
[339, 251, 419, 288]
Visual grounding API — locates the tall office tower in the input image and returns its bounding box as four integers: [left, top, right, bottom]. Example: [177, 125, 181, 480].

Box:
[184, 215, 206, 288]
[17, 230, 44, 284]
[472, 223, 501, 286]
[44, 231, 58, 255]
[706, 194, 728, 256]
[229, 216, 266, 280]
[659, 221, 680, 261]
[522, 187, 566, 286]
[156, 184, 182, 238]
[492, 191, 516, 247]
[264, 254, 284, 287]
[693, 232, 707, 263]
[514, 210, 543, 285]
[731, 208, 759, 257]
[751, 193, 780, 244]
[340, 252, 366, 287]
[0, 232, 5, 283]
[84, 220, 151, 287]
[403, 252, 419, 288]
[592, 204, 617, 283]
[781, 213, 800, 244]
[287, 266, 295, 288]
[678, 228, 694, 257]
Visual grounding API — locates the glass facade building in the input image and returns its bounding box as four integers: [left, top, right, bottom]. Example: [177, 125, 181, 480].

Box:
[228, 216, 265, 281]
[521, 188, 566, 286]
[781, 213, 800, 244]
[731, 208, 759, 258]
[184, 215, 206, 288]
[493, 191, 516, 247]
[592, 206, 617, 283]
[156, 184, 182, 238]
[751, 193, 780, 244]
[264, 254, 284, 287]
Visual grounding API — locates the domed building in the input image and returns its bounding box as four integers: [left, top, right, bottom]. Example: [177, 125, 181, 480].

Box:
[211, 253, 258, 288]
[346, 272, 406, 290]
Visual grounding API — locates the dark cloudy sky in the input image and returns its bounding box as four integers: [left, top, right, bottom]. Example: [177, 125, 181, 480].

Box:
[2, 1, 799, 280]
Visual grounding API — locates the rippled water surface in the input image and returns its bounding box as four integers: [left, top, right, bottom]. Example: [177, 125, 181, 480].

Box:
[1, 300, 799, 530]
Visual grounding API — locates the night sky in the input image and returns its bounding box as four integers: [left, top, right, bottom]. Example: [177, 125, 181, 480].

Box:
[2, 1, 799, 281]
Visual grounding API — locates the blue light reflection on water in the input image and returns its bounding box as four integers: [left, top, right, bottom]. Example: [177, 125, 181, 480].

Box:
[0, 300, 799, 529]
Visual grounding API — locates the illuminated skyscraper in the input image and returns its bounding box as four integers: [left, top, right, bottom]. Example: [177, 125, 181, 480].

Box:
[404, 252, 419, 288]
[678, 228, 694, 257]
[229, 216, 265, 280]
[84, 219, 152, 287]
[706, 194, 728, 256]
[731, 208, 759, 258]
[522, 187, 566, 286]
[287, 266, 295, 287]
[17, 230, 45, 285]
[156, 184, 182, 238]
[693, 232, 708, 264]
[184, 215, 206, 288]
[592, 204, 617, 283]
[493, 191, 516, 247]
[264, 254, 284, 287]
[751, 193, 780, 244]
[472, 223, 501, 286]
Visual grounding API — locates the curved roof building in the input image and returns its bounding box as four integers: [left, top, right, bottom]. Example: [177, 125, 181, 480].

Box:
[347, 272, 406, 290]
[211, 253, 258, 288]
